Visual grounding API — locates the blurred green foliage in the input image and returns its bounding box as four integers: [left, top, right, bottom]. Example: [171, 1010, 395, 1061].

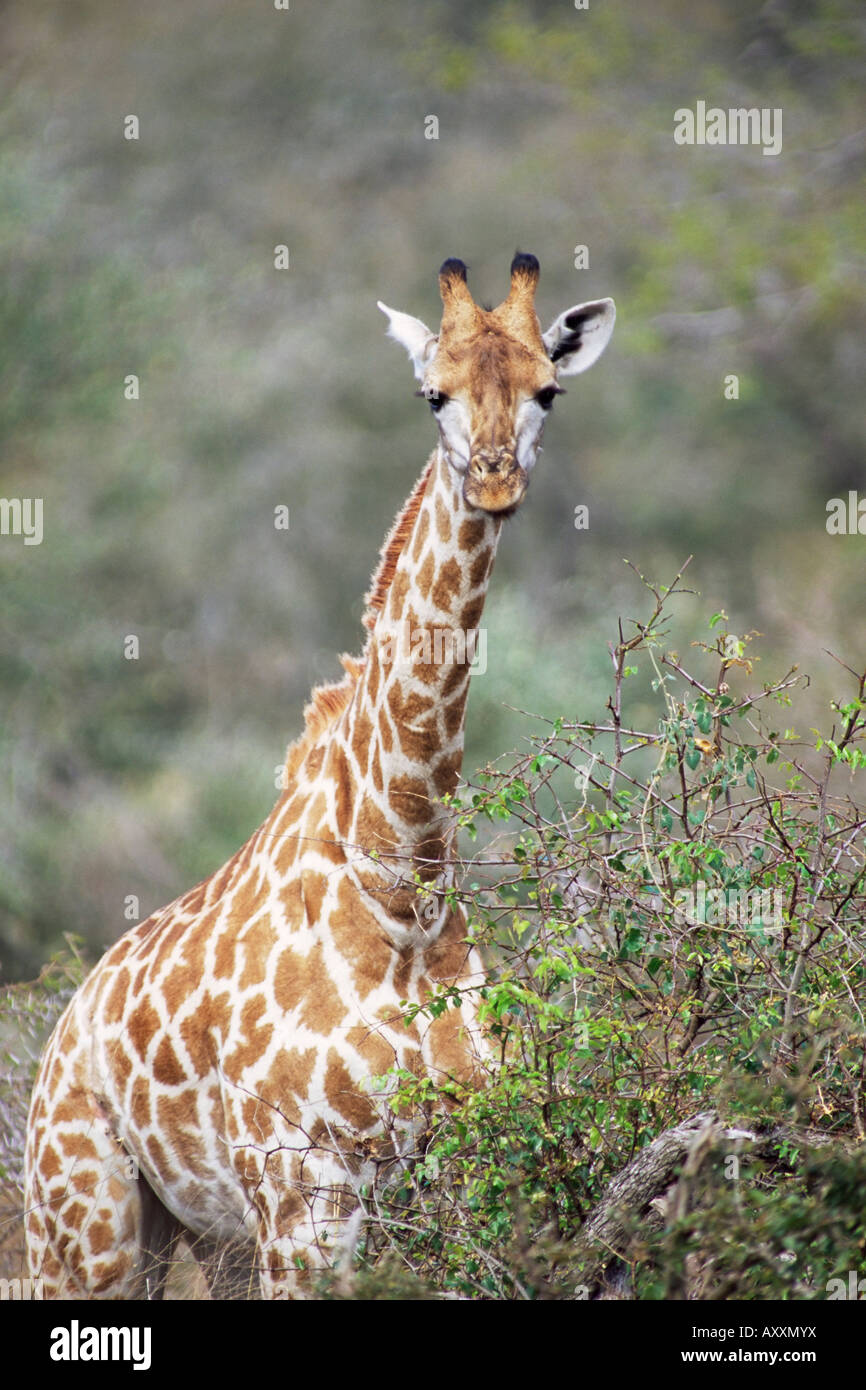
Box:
[0, 0, 864, 975]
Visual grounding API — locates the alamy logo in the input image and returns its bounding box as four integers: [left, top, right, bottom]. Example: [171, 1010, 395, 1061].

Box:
[674, 879, 783, 931]
[674, 102, 782, 157]
[0, 1276, 44, 1300]
[50, 1320, 152, 1371]
[377, 620, 487, 675]
[827, 1271, 866, 1300]
[826, 491, 866, 535]
[0, 497, 43, 545]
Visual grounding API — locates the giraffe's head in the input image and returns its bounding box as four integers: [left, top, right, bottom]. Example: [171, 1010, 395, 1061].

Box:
[378, 253, 615, 515]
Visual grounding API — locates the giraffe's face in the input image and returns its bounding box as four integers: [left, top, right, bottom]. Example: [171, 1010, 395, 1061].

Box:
[379, 254, 615, 516]
[420, 327, 561, 514]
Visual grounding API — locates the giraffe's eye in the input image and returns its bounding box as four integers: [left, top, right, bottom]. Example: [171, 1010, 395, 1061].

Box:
[535, 386, 562, 411]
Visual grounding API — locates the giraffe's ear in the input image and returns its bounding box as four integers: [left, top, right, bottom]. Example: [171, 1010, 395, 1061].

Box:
[377, 302, 438, 381]
[542, 298, 615, 376]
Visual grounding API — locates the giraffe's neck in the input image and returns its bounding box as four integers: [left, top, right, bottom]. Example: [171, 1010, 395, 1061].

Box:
[338, 446, 501, 905]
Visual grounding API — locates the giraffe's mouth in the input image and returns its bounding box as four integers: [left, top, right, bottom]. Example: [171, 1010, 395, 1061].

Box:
[462, 458, 528, 514]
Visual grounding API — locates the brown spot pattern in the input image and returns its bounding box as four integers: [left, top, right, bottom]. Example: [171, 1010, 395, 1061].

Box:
[411, 506, 430, 562]
[273, 941, 346, 1033]
[128, 998, 161, 1062]
[153, 1036, 187, 1087]
[431, 556, 462, 613]
[388, 775, 431, 825]
[416, 550, 435, 600]
[459, 517, 487, 550]
[324, 1049, 377, 1131]
[435, 494, 452, 543]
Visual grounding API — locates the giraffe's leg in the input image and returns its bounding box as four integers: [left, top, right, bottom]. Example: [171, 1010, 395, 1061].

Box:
[136, 1171, 184, 1300]
[253, 1176, 360, 1299]
[25, 1078, 181, 1299]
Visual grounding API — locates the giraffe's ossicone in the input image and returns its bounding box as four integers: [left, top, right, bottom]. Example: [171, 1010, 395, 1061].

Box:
[24, 255, 615, 1298]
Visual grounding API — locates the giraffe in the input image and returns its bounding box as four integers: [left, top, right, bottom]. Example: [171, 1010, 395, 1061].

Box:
[24, 253, 615, 1299]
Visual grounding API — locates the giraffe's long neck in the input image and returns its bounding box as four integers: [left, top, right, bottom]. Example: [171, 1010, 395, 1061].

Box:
[336, 447, 501, 909]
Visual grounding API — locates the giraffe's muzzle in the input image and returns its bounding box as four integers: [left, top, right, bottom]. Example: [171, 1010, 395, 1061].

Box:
[463, 448, 528, 514]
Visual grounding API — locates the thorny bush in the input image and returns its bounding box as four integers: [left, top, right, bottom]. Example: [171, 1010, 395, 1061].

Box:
[348, 560, 866, 1300]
